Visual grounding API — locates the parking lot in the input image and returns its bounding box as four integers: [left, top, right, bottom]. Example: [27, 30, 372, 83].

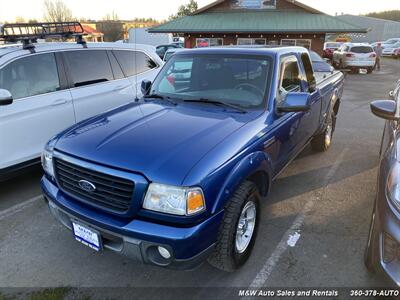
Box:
[0, 58, 399, 299]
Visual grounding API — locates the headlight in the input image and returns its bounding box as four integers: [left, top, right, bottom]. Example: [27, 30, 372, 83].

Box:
[386, 163, 400, 211]
[143, 183, 205, 216]
[41, 149, 55, 178]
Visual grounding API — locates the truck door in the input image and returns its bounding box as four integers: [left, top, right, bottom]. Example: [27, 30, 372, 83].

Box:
[300, 52, 322, 136]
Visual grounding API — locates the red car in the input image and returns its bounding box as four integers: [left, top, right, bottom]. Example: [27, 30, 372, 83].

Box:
[323, 42, 343, 60]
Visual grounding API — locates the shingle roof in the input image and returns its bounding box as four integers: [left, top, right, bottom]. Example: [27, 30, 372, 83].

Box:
[149, 11, 367, 34]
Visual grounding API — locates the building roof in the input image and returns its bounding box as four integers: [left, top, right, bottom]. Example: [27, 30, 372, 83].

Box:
[193, 0, 323, 15]
[81, 24, 104, 36]
[149, 11, 367, 34]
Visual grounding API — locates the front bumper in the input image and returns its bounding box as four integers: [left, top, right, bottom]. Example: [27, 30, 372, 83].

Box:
[375, 193, 400, 286]
[41, 177, 222, 270]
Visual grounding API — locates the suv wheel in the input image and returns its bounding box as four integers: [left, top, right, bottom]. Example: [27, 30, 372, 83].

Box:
[208, 181, 260, 272]
[311, 110, 335, 152]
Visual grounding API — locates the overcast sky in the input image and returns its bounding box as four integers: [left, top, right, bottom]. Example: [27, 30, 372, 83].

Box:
[0, 0, 399, 22]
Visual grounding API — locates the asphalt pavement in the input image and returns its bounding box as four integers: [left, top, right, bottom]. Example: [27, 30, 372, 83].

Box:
[0, 59, 399, 300]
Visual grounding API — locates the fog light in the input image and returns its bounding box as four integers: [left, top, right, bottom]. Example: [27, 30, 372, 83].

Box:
[158, 246, 171, 259]
[383, 233, 399, 263]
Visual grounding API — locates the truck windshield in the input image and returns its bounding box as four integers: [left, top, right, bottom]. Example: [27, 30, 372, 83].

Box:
[150, 54, 272, 109]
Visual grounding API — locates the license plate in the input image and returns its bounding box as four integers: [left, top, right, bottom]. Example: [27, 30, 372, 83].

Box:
[72, 222, 102, 251]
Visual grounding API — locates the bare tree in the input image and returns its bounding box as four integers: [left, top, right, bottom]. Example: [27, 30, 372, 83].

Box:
[43, 0, 74, 22]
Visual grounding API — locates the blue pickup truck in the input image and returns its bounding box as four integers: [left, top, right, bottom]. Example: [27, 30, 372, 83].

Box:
[41, 47, 344, 271]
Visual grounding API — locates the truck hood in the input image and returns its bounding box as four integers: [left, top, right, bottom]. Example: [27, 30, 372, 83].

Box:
[55, 102, 254, 185]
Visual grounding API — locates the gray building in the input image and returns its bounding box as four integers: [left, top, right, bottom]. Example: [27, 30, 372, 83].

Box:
[335, 14, 400, 43]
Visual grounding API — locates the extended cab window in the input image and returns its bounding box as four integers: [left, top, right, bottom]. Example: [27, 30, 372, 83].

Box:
[64, 50, 113, 87]
[113, 50, 157, 77]
[0, 53, 60, 99]
[279, 56, 301, 93]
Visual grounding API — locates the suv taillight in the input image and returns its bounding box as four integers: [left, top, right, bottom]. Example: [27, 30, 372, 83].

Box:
[345, 53, 354, 58]
[369, 53, 376, 58]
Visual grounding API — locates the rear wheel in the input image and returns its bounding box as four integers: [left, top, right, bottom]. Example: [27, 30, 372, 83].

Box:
[208, 181, 260, 272]
[311, 110, 334, 152]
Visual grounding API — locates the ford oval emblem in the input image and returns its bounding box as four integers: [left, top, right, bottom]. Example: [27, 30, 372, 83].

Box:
[78, 180, 96, 193]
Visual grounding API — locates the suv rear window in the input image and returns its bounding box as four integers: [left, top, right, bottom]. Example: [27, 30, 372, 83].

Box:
[350, 46, 374, 54]
[113, 50, 157, 77]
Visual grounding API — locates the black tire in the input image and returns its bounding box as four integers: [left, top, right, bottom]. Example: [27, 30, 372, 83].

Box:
[364, 209, 379, 273]
[367, 67, 374, 74]
[208, 181, 260, 272]
[311, 109, 335, 152]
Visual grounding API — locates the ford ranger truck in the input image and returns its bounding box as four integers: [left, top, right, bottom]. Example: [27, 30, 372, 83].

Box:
[41, 47, 344, 272]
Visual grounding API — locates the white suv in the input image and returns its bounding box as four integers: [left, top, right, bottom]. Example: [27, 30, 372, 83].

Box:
[332, 43, 376, 74]
[0, 42, 163, 179]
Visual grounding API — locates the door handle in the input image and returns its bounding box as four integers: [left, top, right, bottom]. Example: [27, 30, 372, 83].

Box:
[113, 85, 125, 92]
[51, 98, 68, 106]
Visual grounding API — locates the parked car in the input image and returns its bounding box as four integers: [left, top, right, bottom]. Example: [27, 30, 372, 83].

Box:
[323, 42, 342, 60]
[41, 47, 344, 272]
[382, 38, 400, 49]
[163, 48, 186, 62]
[382, 42, 400, 58]
[366, 79, 400, 287]
[332, 43, 376, 74]
[156, 44, 182, 60]
[0, 41, 163, 180]
[309, 50, 334, 73]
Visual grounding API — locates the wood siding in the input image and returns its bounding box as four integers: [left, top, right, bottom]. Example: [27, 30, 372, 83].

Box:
[205, 0, 310, 13]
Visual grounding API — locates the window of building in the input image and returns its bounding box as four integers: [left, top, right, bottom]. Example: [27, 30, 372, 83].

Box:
[196, 38, 223, 48]
[237, 38, 266, 46]
[64, 50, 114, 87]
[281, 39, 312, 49]
[231, 0, 276, 9]
[0, 53, 60, 99]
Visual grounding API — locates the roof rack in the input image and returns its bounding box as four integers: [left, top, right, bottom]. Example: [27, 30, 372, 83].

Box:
[0, 22, 87, 52]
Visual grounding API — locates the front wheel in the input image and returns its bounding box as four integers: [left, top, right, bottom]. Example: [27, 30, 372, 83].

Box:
[208, 181, 260, 272]
[364, 209, 379, 273]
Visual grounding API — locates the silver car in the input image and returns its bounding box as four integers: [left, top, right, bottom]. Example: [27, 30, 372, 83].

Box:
[332, 43, 376, 74]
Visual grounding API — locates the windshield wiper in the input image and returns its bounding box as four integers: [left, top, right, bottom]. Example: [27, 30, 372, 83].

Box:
[183, 98, 247, 113]
[144, 94, 177, 106]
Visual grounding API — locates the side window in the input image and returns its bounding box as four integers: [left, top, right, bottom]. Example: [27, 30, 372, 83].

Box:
[301, 53, 316, 90]
[113, 50, 135, 77]
[113, 50, 157, 77]
[64, 50, 113, 87]
[107, 51, 124, 80]
[0, 53, 60, 99]
[279, 56, 301, 94]
[135, 52, 157, 74]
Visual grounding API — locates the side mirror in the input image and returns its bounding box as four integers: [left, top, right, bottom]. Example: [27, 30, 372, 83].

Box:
[0, 89, 13, 106]
[141, 80, 152, 96]
[277, 92, 311, 113]
[370, 100, 397, 120]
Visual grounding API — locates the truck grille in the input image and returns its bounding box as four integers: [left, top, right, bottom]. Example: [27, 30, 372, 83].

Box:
[54, 158, 134, 213]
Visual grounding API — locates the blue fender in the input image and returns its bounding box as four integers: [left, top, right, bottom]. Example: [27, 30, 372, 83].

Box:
[212, 151, 273, 213]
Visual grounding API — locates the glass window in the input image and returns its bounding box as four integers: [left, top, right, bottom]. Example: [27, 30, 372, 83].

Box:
[113, 50, 157, 77]
[301, 53, 316, 88]
[237, 38, 266, 46]
[281, 39, 296, 46]
[64, 50, 113, 87]
[135, 52, 157, 74]
[279, 56, 301, 95]
[0, 53, 60, 99]
[107, 51, 125, 80]
[151, 54, 272, 109]
[296, 39, 312, 50]
[350, 46, 374, 53]
[196, 38, 223, 48]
